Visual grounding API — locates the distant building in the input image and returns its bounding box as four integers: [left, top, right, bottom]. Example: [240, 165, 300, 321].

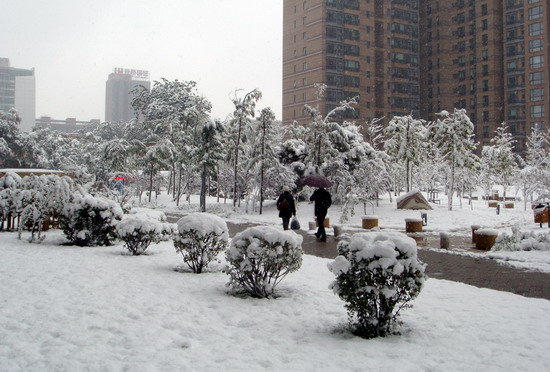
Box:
[105, 67, 151, 123]
[35, 116, 100, 133]
[0, 58, 36, 132]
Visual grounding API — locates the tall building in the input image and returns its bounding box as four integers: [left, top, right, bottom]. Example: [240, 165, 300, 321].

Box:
[105, 67, 150, 123]
[0, 58, 36, 132]
[283, 0, 549, 153]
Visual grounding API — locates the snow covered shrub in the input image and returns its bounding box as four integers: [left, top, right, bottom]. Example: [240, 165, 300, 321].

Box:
[492, 225, 550, 251]
[328, 232, 426, 338]
[174, 213, 229, 273]
[61, 194, 123, 246]
[225, 226, 303, 298]
[116, 213, 175, 255]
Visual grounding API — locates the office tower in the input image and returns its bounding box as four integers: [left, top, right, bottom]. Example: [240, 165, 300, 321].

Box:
[0, 58, 36, 132]
[283, 0, 549, 153]
[105, 67, 151, 123]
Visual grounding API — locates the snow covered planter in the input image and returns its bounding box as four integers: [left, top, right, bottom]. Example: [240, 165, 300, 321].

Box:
[328, 232, 427, 338]
[60, 194, 123, 246]
[174, 213, 229, 273]
[225, 226, 303, 298]
[116, 213, 175, 255]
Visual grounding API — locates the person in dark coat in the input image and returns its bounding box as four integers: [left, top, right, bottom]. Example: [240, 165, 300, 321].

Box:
[277, 186, 296, 230]
[310, 187, 332, 241]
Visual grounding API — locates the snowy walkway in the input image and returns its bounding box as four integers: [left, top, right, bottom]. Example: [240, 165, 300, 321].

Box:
[166, 213, 550, 301]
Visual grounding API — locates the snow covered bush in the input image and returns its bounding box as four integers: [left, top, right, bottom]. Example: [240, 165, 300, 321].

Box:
[174, 213, 229, 273]
[61, 194, 123, 246]
[328, 232, 426, 338]
[225, 226, 303, 298]
[116, 212, 175, 255]
[492, 225, 550, 251]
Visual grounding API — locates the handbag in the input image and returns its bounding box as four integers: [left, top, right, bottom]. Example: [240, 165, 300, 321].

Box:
[290, 216, 300, 230]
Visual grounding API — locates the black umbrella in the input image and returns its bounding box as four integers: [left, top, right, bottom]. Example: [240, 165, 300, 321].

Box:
[301, 174, 333, 188]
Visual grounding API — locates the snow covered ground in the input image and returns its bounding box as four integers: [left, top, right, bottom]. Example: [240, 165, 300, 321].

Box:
[1, 231, 550, 371]
[2, 189, 550, 370]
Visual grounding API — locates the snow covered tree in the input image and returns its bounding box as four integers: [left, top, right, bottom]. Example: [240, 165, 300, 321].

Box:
[384, 115, 427, 193]
[194, 120, 225, 212]
[174, 213, 229, 273]
[480, 122, 519, 201]
[61, 194, 123, 246]
[141, 140, 175, 203]
[228, 89, 262, 207]
[428, 109, 478, 210]
[328, 232, 426, 338]
[116, 212, 174, 255]
[225, 226, 303, 298]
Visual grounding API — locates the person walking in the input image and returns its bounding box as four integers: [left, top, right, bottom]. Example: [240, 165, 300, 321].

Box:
[277, 186, 296, 230]
[310, 187, 331, 241]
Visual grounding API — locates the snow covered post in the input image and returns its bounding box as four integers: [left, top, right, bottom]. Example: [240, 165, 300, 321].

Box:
[361, 215, 379, 230]
[405, 218, 423, 233]
[224, 226, 303, 298]
[328, 232, 426, 338]
[440, 232, 450, 249]
[475, 229, 499, 251]
[174, 213, 229, 274]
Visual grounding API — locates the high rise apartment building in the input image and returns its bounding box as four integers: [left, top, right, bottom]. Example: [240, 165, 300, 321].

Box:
[105, 67, 150, 123]
[0, 58, 36, 132]
[283, 0, 549, 153]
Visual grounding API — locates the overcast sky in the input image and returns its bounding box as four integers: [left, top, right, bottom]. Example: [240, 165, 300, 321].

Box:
[2, 0, 282, 122]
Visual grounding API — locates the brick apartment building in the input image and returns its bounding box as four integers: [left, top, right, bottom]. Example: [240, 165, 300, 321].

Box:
[282, 0, 549, 153]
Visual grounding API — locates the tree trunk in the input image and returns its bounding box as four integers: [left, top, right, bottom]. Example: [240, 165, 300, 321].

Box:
[200, 163, 207, 212]
[233, 116, 243, 208]
[148, 167, 153, 203]
[448, 164, 454, 211]
[259, 124, 266, 215]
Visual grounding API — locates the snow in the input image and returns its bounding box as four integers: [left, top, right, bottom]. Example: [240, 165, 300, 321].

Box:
[176, 212, 229, 240]
[1, 231, 549, 371]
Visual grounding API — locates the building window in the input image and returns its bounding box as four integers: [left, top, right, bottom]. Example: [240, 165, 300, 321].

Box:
[531, 105, 544, 118]
[303, 47, 307, 55]
[529, 22, 543, 36]
[303, 62, 307, 70]
[481, 19, 488, 30]
[483, 126, 489, 138]
[482, 64, 489, 76]
[344, 59, 360, 71]
[303, 32, 307, 40]
[483, 95, 489, 106]
[303, 1, 308, 10]
[483, 111, 489, 121]
[481, 49, 488, 60]
[530, 71, 544, 85]
[528, 6, 543, 20]
[481, 4, 488, 16]
[528, 0, 540, 3]
[530, 55, 544, 69]
[530, 39, 543, 52]
[483, 80, 489, 91]
[531, 88, 544, 101]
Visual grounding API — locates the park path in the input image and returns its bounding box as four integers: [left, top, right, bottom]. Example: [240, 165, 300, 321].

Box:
[166, 213, 550, 301]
